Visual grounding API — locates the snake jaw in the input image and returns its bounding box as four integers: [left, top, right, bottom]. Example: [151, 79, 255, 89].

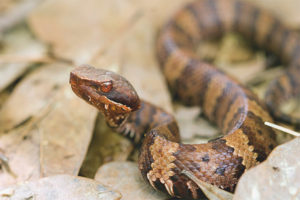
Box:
[70, 82, 131, 127]
[100, 96, 131, 127]
[105, 113, 129, 128]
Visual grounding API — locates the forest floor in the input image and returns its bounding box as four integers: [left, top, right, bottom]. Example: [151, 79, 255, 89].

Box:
[0, 0, 300, 199]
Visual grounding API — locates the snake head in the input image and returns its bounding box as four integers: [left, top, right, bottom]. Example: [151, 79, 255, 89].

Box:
[70, 65, 140, 127]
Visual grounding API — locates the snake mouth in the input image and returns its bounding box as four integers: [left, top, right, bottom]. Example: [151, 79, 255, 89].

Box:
[104, 91, 140, 112]
[101, 95, 132, 113]
[95, 96, 131, 127]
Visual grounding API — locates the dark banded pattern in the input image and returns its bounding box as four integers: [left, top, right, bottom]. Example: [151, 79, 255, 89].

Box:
[70, 0, 300, 199]
[154, 0, 299, 198]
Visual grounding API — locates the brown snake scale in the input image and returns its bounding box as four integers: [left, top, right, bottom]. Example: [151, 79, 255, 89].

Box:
[70, 0, 300, 199]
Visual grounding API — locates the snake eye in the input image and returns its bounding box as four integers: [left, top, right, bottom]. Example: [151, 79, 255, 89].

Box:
[100, 81, 113, 93]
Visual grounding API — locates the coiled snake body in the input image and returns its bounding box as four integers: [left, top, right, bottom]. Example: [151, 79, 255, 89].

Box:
[70, 0, 300, 199]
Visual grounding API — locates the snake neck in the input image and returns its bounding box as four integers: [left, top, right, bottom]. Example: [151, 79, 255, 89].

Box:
[114, 100, 180, 144]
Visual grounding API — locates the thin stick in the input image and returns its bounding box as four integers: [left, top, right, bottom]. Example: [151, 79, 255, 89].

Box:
[264, 121, 300, 137]
[0, 154, 16, 178]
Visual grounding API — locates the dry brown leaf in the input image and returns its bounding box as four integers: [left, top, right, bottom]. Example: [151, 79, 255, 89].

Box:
[79, 116, 133, 178]
[0, 174, 121, 200]
[95, 161, 168, 200]
[38, 84, 97, 177]
[0, 63, 69, 132]
[0, 0, 43, 32]
[234, 137, 300, 200]
[28, 0, 142, 64]
[182, 170, 233, 200]
[0, 25, 47, 92]
[0, 125, 41, 187]
[28, 0, 191, 65]
[174, 104, 219, 141]
[0, 63, 97, 187]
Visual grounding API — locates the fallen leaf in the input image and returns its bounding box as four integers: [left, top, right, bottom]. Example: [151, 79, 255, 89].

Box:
[0, 25, 47, 92]
[0, 0, 43, 32]
[38, 84, 97, 177]
[182, 169, 233, 200]
[94, 161, 168, 200]
[234, 137, 300, 200]
[79, 116, 133, 178]
[0, 125, 48, 187]
[0, 174, 121, 200]
[174, 104, 219, 141]
[28, 0, 144, 64]
[0, 63, 97, 187]
[0, 63, 69, 132]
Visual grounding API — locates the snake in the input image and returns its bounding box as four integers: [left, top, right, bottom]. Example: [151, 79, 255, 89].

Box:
[69, 0, 300, 199]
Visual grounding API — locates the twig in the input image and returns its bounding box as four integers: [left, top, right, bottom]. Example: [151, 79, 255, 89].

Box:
[264, 121, 300, 137]
[0, 153, 16, 178]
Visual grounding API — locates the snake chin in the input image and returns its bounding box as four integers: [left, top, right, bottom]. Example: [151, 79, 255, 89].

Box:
[105, 112, 129, 128]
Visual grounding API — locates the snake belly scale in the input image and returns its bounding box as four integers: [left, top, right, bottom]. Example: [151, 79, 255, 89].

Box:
[70, 0, 300, 199]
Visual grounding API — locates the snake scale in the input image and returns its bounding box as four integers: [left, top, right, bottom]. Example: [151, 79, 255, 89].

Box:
[70, 0, 300, 199]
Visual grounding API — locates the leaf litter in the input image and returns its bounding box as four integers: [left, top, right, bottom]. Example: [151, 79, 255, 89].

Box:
[0, 0, 300, 199]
